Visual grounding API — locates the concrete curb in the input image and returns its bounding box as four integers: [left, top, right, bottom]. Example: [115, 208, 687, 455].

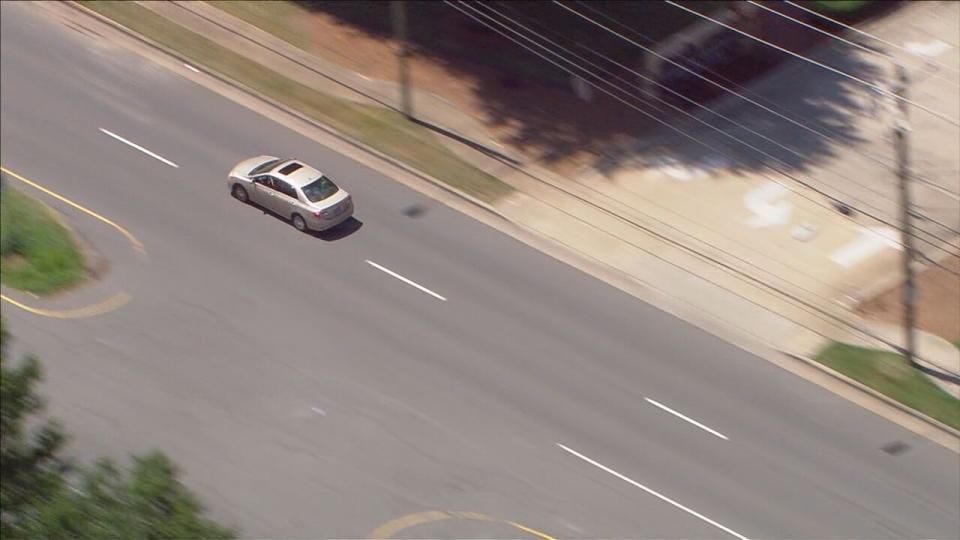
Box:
[781, 350, 960, 441]
[64, 1, 506, 224]
[170, 0, 517, 165]
[847, 233, 960, 312]
[65, 1, 959, 446]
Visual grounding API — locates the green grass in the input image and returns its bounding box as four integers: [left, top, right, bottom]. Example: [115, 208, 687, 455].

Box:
[206, 0, 315, 52]
[812, 1, 873, 13]
[815, 343, 960, 430]
[206, 1, 731, 91]
[1, 183, 86, 295]
[81, 1, 511, 204]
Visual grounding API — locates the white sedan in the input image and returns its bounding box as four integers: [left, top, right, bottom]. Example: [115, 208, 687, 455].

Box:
[228, 156, 353, 232]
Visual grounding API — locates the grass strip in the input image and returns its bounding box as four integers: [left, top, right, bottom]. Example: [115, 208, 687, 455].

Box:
[815, 342, 960, 430]
[1, 182, 86, 295]
[206, 0, 315, 52]
[81, 1, 512, 204]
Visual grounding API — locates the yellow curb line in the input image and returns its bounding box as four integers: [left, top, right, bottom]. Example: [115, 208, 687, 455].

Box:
[1, 165, 145, 254]
[369, 510, 557, 540]
[1, 165, 144, 319]
[0, 291, 131, 319]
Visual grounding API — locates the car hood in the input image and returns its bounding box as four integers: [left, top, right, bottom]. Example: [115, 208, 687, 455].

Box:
[230, 155, 277, 178]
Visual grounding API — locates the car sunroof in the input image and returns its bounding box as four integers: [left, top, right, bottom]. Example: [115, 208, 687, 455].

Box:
[278, 162, 303, 175]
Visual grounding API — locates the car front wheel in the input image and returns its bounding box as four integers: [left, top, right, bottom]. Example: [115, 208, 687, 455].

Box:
[232, 184, 249, 203]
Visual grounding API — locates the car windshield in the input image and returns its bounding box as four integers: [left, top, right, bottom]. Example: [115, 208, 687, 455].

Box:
[249, 158, 282, 176]
[301, 176, 339, 202]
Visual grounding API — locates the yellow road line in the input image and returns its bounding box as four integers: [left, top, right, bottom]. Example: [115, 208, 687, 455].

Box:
[510, 521, 559, 540]
[1, 165, 145, 254]
[369, 510, 556, 540]
[369, 511, 452, 539]
[0, 291, 131, 319]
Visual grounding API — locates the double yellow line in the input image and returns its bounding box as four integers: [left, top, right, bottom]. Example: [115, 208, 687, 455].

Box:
[1, 165, 145, 318]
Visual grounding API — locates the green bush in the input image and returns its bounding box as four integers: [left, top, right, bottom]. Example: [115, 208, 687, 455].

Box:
[1, 318, 236, 538]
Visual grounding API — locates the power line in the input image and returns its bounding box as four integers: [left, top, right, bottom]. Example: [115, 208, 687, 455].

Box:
[488, 2, 671, 113]
[468, 3, 860, 301]
[558, 1, 960, 214]
[466, 3, 858, 303]
[551, 1, 960, 258]
[784, 0, 960, 76]
[455, 0, 960, 363]
[570, 0, 792, 108]
[473, 3, 960, 279]
[663, 0, 960, 127]
[443, 0, 960, 353]
[487, 7, 927, 298]
[484, 3, 960, 284]
[489, 4, 915, 221]
[746, 0, 960, 89]
[459, 6, 960, 278]
[568, 1, 960, 206]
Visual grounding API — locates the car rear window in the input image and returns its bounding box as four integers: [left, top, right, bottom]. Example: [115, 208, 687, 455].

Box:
[301, 176, 339, 202]
[278, 162, 304, 175]
[249, 158, 281, 175]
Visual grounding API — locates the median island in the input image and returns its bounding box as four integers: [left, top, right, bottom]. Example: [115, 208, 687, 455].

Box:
[1, 179, 86, 294]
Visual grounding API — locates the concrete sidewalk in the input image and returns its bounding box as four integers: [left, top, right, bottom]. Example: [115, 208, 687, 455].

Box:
[133, 2, 960, 398]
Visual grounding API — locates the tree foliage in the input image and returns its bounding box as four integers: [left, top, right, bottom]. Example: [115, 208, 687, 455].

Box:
[0, 318, 235, 539]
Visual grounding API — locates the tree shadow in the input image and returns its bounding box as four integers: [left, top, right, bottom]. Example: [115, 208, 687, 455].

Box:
[597, 1, 902, 180]
[295, 0, 902, 176]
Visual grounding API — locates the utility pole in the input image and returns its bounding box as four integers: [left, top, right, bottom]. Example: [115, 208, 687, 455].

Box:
[893, 64, 918, 368]
[391, 1, 413, 119]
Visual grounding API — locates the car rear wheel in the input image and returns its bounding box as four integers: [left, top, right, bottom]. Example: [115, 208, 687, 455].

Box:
[291, 213, 308, 232]
[232, 184, 249, 203]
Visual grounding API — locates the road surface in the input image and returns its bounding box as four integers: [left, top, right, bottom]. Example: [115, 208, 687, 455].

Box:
[2, 3, 957, 539]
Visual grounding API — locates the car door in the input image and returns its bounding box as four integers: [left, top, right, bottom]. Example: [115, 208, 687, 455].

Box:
[272, 179, 301, 218]
[250, 175, 278, 209]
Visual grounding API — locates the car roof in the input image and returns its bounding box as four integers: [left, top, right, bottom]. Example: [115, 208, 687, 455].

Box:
[271, 159, 326, 188]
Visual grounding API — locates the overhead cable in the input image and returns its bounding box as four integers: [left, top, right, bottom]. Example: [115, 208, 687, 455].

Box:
[663, 0, 960, 127]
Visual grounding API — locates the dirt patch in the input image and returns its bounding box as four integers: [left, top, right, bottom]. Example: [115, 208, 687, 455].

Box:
[307, 9, 652, 175]
[858, 257, 960, 342]
[295, 1, 877, 175]
[2, 253, 28, 271]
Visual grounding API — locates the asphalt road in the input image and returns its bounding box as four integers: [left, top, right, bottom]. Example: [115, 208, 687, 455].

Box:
[2, 3, 958, 539]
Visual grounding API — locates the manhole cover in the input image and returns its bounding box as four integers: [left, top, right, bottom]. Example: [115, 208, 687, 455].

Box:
[882, 441, 911, 455]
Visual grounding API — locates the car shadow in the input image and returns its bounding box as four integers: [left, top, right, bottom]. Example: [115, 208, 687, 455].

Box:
[247, 200, 363, 241]
[309, 217, 363, 241]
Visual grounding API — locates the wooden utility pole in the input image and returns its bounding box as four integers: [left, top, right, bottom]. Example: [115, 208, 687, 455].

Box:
[391, 1, 413, 119]
[893, 64, 918, 368]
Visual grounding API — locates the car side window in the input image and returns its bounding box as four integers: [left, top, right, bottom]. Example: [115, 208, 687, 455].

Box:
[275, 179, 298, 200]
[253, 175, 275, 189]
